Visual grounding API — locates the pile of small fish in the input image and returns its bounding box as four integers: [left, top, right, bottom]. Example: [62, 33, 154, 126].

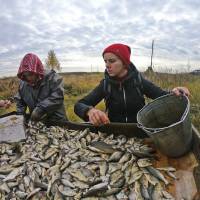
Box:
[0, 121, 177, 199]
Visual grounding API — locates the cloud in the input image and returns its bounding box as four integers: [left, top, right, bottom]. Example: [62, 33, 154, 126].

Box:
[0, 0, 200, 77]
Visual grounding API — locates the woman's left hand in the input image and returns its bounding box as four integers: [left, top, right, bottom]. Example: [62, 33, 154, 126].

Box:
[171, 87, 190, 96]
[0, 100, 11, 108]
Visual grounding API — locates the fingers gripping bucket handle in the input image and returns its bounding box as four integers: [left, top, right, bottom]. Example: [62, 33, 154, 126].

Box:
[137, 94, 192, 157]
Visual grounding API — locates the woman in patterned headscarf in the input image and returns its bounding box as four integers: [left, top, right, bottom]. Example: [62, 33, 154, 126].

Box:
[15, 53, 68, 123]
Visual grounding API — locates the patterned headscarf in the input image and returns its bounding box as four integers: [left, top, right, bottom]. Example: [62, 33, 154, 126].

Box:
[17, 53, 44, 81]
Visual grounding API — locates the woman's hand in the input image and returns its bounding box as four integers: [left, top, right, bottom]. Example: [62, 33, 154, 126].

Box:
[30, 107, 46, 121]
[171, 87, 190, 97]
[87, 108, 110, 126]
[0, 100, 11, 108]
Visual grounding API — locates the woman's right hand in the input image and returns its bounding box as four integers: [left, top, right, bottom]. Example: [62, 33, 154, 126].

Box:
[87, 108, 110, 126]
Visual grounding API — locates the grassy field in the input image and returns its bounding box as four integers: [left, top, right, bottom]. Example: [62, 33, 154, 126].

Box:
[0, 71, 199, 131]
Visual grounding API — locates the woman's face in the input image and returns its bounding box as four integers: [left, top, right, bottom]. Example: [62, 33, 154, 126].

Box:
[22, 72, 38, 84]
[103, 52, 128, 78]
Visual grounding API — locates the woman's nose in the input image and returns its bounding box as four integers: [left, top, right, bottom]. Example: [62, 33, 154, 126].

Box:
[106, 62, 111, 68]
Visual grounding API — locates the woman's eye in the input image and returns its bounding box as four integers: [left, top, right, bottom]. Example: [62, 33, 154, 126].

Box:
[104, 59, 116, 64]
[108, 59, 116, 63]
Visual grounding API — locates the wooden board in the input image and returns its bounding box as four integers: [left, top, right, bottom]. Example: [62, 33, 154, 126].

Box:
[154, 150, 198, 200]
[142, 125, 200, 200]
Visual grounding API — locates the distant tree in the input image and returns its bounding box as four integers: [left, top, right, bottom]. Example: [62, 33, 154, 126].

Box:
[45, 50, 61, 71]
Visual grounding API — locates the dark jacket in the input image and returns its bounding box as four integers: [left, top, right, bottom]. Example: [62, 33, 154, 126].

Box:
[15, 70, 67, 123]
[74, 64, 168, 123]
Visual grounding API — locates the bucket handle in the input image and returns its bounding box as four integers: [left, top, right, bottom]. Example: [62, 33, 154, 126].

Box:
[180, 94, 190, 121]
[137, 123, 160, 135]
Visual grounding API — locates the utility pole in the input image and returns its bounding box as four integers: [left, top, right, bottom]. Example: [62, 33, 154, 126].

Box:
[146, 40, 154, 73]
[150, 39, 154, 69]
[187, 58, 191, 72]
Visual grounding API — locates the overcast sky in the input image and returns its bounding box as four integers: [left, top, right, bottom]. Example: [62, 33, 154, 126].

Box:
[0, 0, 200, 77]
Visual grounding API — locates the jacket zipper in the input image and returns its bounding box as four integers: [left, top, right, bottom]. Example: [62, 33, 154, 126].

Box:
[122, 86, 128, 122]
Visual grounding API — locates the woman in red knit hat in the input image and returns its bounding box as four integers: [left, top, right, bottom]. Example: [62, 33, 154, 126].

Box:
[74, 43, 190, 126]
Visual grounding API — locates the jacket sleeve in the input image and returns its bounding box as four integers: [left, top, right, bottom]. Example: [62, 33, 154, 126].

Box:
[142, 76, 169, 99]
[15, 82, 27, 114]
[74, 80, 105, 121]
[37, 73, 65, 112]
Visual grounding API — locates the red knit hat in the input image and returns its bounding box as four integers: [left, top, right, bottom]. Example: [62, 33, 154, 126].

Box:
[102, 43, 131, 66]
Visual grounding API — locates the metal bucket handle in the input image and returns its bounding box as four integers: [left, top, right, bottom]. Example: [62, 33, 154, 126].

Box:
[137, 94, 190, 135]
[137, 123, 160, 135]
[180, 94, 190, 121]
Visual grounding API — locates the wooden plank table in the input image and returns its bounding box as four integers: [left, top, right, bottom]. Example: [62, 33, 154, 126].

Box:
[143, 125, 200, 200]
[154, 150, 198, 200]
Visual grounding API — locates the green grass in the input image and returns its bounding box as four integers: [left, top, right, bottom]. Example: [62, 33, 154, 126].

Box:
[0, 72, 199, 131]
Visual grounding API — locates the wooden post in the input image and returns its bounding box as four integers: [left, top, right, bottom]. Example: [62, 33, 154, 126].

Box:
[150, 39, 154, 69]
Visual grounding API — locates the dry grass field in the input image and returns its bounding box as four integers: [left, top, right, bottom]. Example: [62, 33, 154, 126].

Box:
[0, 71, 199, 131]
